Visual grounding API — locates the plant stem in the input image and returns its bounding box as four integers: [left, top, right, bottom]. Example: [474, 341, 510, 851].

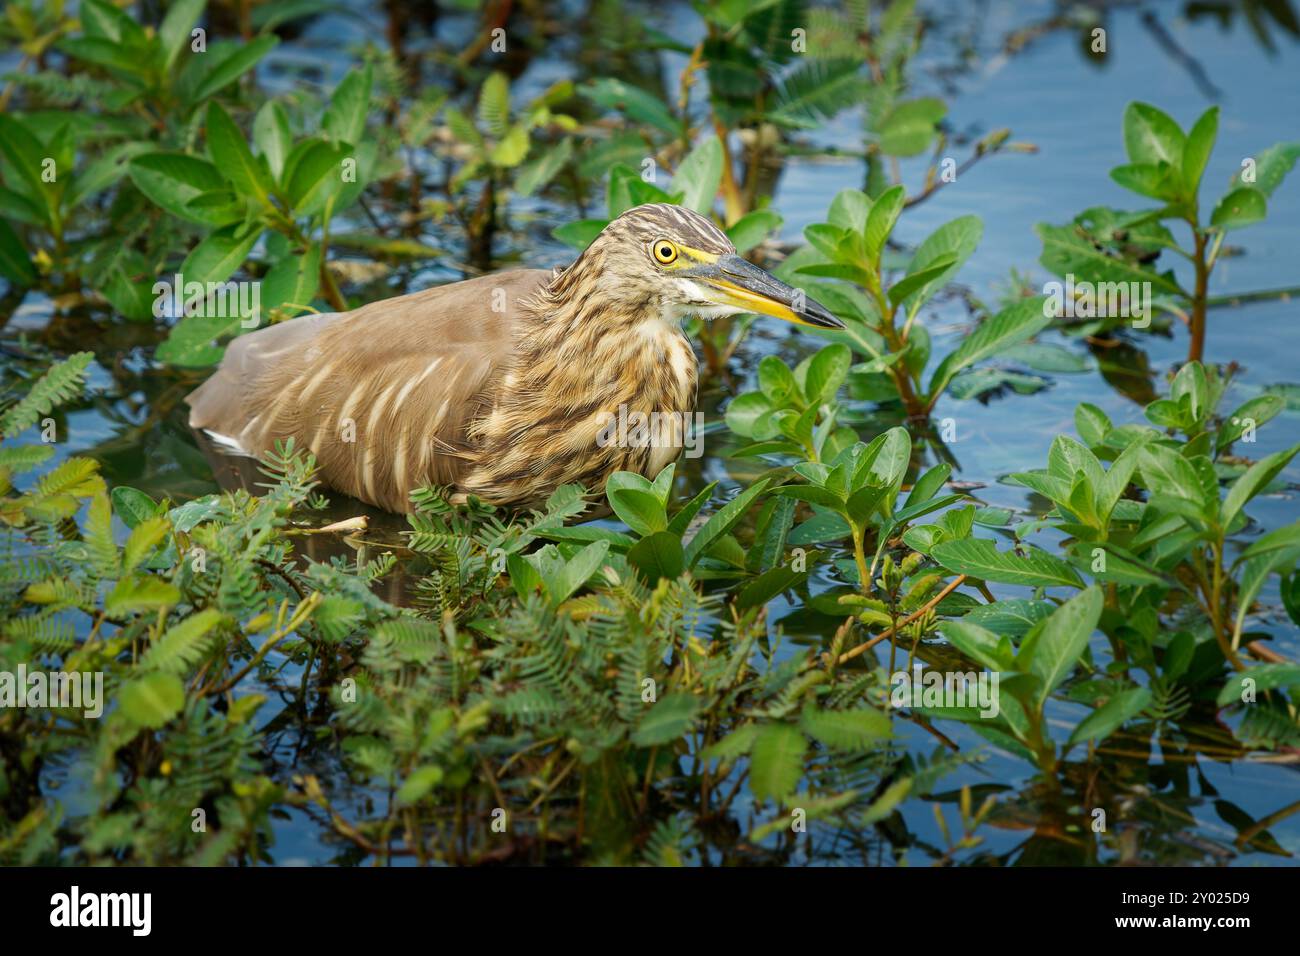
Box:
[1188, 227, 1209, 363]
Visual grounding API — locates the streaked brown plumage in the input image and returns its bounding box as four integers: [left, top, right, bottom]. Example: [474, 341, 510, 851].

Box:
[187, 203, 841, 513]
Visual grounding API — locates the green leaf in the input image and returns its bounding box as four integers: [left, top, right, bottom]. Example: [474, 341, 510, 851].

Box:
[1036, 220, 1184, 297]
[632, 693, 701, 746]
[515, 138, 574, 197]
[941, 619, 1015, 672]
[928, 296, 1052, 399]
[1221, 443, 1300, 533]
[159, 0, 205, 72]
[1217, 665, 1300, 707]
[254, 101, 293, 182]
[672, 136, 723, 214]
[395, 766, 445, 805]
[683, 479, 770, 567]
[887, 253, 957, 307]
[768, 58, 867, 129]
[899, 215, 982, 312]
[726, 209, 782, 254]
[799, 707, 890, 751]
[1231, 141, 1300, 198]
[1182, 106, 1219, 195]
[111, 486, 161, 528]
[583, 78, 680, 136]
[548, 540, 609, 605]
[552, 218, 607, 250]
[609, 488, 668, 536]
[0, 115, 55, 224]
[931, 538, 1085, 589]
[749, 723, 805, 802]
[876, 97, 947, 157]
[477, 72, 511, 137]
[489, 123, 530, 167]
[118, 672, 185, 729]
[1067, 687, 1152, 746]
[1123, 102, 1186, 169]
[260, 244, 321, 318]
[105, 575, 181, 616]
[0, 218, 35, 286]
[180, 224, 259, 287]
[1028, 585, 1103, 706]
[283, 138, 352, 217]
[1210, 187, 1266, 231]
[129, 153, 232, 225]
[804, 343, 851, 404]
[206, 101, 274, 204]
[323, 64, 373, 145]
[1110, 162, 1180, 201]
[191, 35, 279, 104]
[626, 531, 686, 583]
[141, 608, 225, 674]
[864, 185, 905, 264]
[1138, 443, 1207, 507]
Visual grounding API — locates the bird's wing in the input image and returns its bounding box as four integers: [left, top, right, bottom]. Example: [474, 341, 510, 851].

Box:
[186, 269, 551, 512]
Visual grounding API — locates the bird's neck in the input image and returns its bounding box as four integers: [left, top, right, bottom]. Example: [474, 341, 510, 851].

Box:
[461, 282, 699, 504]
[516, 282, 698, 414]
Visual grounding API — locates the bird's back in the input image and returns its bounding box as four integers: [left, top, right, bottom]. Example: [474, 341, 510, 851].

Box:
[186, 269, 552, 512]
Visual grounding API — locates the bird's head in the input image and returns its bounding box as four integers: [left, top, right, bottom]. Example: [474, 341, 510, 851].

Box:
[573, 203, 844, 330]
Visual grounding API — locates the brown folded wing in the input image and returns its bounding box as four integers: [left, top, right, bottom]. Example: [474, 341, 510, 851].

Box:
[186, 269, 550, 512]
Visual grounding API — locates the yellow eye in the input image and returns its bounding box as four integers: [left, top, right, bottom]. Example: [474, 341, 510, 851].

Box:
[652, 240, 678, 264]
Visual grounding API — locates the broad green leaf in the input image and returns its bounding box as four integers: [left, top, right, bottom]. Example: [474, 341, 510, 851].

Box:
[928, 296, 1052, 399]
[804, 343, 851, 404]
[206, 102, 274, 204]
[191, 36, 279, 104]
[726, 209, 782, 254]
[254, 101, 293, 181]
[1231, 141, 1300, 198]
[1220, 443, 1300, 529]
[1182, 106, 1219, 195]
[1028, 585, 1103, 705]
[583, 78, 681, 135]
[1067, 687, 1152, 746]
[887, 253, 957, 307]
[626, 531, 686, 583]
[323, 64, 373, 145]
[672, 136, 723, 214]
[0, 218, 35, 286]
[159, 0, 205, 72]
[1217, 665, 1300, 707]
[283, 138, 352, 217]
[129, 153, 232, 225]
[863, 184, 904, 265]
[683, 479, 770, 567]
[931, 537, 1085, 589]
[180, 225, 260, 287]
[1123, 102, 1185, 169]
[548, 540, 609, 605]
[900, 215, 982, 313]
[1210, 187, 1267, 231]
[876, 97, 946, 157]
